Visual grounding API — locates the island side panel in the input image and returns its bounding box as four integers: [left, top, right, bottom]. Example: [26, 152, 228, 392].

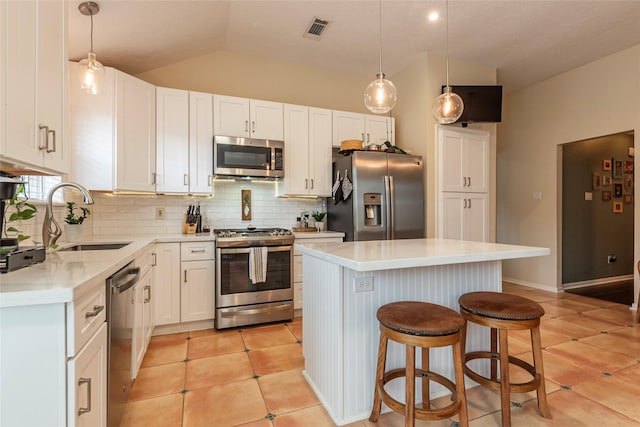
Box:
[341, 261, 502, 423]
[301, 255, 344, 421]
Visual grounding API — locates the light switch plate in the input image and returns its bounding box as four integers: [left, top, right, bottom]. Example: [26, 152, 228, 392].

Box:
[354, 276, 374, 293]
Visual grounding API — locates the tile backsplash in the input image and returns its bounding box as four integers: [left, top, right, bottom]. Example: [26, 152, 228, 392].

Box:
[6, 181, 324, 245]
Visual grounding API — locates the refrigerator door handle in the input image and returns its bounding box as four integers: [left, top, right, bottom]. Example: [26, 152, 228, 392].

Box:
[384, 176, 391, 240]
[385, 175, 395, 240]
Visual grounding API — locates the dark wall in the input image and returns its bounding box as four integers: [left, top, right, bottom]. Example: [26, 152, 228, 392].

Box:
[562, 132, 634, 284]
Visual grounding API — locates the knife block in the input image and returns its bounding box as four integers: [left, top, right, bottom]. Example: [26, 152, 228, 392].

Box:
[182, 215, 197, 234]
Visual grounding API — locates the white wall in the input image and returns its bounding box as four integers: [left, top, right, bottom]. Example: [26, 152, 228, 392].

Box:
[498, 44, 640, 302]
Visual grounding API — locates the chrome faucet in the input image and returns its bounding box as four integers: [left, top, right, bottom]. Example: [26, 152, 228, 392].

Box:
[42, 182, 94, 247]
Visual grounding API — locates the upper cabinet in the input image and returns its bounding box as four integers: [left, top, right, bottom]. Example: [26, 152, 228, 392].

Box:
[0, 0, 68, 174]
[278, 105, 332, 197]
[156, 88, 212, 195]
[438, 127, 489, 193]
[332, 110, 395, 148]
[70, 66, 156, 192]
[213, 95, 283, 140]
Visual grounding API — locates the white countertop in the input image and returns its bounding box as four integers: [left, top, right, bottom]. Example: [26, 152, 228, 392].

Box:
[292, 230, 344, 239]
[294, 238, 550, 272]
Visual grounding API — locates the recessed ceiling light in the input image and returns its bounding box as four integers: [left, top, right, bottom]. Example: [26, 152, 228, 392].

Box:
[428, 11, 439, 22]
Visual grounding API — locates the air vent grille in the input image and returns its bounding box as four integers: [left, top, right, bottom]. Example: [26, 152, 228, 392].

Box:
[304, 17, 331, 40]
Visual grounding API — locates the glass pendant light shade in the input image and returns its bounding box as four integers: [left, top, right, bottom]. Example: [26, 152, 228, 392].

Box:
[79, 52, 105, 94]
[364, 73, 397, 114]
[432, 85, 464, 124]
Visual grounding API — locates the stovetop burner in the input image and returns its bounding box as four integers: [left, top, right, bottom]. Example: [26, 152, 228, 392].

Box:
[214, 228, 292, 238]
[214, 227, 293, 247]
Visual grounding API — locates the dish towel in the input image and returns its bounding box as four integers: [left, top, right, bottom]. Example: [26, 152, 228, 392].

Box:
[332, 171, 342, 204]
[342, 169, 353, 200]
[249, 247, 268, 284]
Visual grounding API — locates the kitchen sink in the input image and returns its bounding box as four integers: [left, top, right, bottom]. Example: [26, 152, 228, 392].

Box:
[60, 242, 132, 251]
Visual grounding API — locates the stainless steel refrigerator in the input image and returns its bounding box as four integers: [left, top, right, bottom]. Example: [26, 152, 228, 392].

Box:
[328, 151, 424, 241]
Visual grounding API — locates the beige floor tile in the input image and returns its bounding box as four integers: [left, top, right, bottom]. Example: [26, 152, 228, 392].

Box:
[545, 340, 637, 373]
[539, 301, 580, 318]
[185, 352, 255, 391]
[120, 393, 183, 427]
[539, 317, 604, 339]
[579, 331, 640, 359]
[236, 420, 274, 427]
[573, 374, 640, 421]
[533, 350, 603, 387]
[187, 330, 246, 360]
[287, 319, 303, 341]
[241, 324, 298, 349]
[553, 312, 626, 332]
[363, 408, 452, 426]
[582, 308, 636, 326]
[129, 362, 186, 401]
[273, 405, 341, 427]
[539, 298, 601, 313]
[142, 333, 189, 367]
[613, 363, 640, 386]
[259, 370, 320, 415]
[560, 293, 622, 308]
[188, 328, 218, 338]
[184, 379, 268, 426]
[248, 343, 304, 376]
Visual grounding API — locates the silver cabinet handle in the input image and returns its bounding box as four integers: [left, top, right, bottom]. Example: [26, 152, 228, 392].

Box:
[207, 175, 212, 187]
[184, 174, 189, 186]
[252, 121, 256, 133]
[151, 253, 157, 267]
[85, 305, 104, 318]
[468, 198, 472, 209]
[310, 179, 314, 189]
[144, 284, 151, 303]
[304, 178, 308, 189]
[366, 133, 370, 144]
[184, 270, 188, 283]
[468, 177, 471, 187]
[46, 129, 56, 153]
[361, 132, 365, 142]
[152, 172, 157, 185]
[38, 125, 49, 150]
[78, 377, 92, 415]
[190, 249, 206, 253]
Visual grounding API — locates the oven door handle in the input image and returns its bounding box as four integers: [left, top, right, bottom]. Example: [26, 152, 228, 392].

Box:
[217, 245, 292, 254]
[220, 304, 292, 317]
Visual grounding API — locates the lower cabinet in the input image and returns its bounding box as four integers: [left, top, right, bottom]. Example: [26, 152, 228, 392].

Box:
[132, 266, 153, 378]
[439, 192, 489, 242]
[154, 241, 215, 328]
[293, 236, 343, 309]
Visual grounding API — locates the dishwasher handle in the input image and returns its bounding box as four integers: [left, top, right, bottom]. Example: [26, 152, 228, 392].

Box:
[109, 266, 141, 294]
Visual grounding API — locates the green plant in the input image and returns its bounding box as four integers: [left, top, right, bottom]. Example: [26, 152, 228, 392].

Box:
[3, 183, 37, 242]
[64, 201, 91, 224]
[311, 210, 326, 222]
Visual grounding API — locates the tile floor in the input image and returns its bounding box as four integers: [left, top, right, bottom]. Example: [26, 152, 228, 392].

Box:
[121, 283, 640, 426]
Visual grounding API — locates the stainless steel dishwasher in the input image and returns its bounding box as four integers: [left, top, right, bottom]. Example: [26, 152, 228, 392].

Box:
[107, 260, 140, 427]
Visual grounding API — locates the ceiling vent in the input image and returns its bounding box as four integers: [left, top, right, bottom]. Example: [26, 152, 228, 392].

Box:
[304, 17, 331, 40]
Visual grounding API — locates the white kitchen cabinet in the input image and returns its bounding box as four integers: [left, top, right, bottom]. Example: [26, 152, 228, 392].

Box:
[438, 126, 489, 193]
[0, 0, 68, 174]
[439, 192, 489, 243]
[68, 323, 107, 427]
[156, 88, 213, 194]
[154, 242, 215, 329]
[278, 105, 332, 197]
[332, 110, 395, 148]
[69, 66, 156, 192]
[293, 235, 343, 310]
[213, 94, 283, 140]
[132, 266, 153, 379]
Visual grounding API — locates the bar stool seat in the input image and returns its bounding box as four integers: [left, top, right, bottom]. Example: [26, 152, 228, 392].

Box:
[369, 301, 469, 427]
[459, 292, 552, 427]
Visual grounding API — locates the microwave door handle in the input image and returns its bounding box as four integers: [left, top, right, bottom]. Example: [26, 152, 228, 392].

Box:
[271, 147, 276, 171]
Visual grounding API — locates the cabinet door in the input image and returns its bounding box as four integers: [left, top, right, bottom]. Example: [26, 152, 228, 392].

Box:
[440, 192, 488, 242]
[156, 87, 189, 193]
[115, 71, 156, 192]
[132, 281, 145, 378]
[68, 323, 107, 427]
[463, 133, 489, 193]
[213, 94, 250, 137]
[440, 130, 466, 191]
[282, 104, 310, 195]
[365, 115, 393, 146]
[439, 127, 489, 193]
[250, 99, 284, 140]
[189, 91, 214, 194]
[181, 260, 215, 323]
[308, 107, 333, 196]
[153, 243, 181, 326]
[332, 110, 365, 147]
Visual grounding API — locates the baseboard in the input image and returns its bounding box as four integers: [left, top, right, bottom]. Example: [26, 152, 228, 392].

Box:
[562, 274, 634, 289]
[152, 319, 214, 336]
[502, 277, 560, 293]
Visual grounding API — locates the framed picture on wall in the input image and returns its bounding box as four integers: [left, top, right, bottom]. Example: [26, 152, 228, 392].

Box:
[602, 190, 612, 201]
[624, 160, 634, 174]
[602, 176, 612, 186]
[614, 183, 623, 198]
[602, 159, 612, 171]
[613, 159, 624, 178]
[623, 194, 633, 204]
[624, 174, 633, 193]
[613, 201, 623, 213]
[592, 173, 601, 190]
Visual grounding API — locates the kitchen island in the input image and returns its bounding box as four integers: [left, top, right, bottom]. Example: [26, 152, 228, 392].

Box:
[294, 238, 549, 426]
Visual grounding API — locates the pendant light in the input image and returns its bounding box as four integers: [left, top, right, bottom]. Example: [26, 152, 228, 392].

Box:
[432, 0, 463, 124]
[364, 0, 397, 114]
[78, 2, 105, 95]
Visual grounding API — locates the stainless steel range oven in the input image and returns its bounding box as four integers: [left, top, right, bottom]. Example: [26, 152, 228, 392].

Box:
[215, 228, 294, 329]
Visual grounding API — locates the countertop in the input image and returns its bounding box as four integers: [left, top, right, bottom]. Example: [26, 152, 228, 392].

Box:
[294, 238, 550, 272]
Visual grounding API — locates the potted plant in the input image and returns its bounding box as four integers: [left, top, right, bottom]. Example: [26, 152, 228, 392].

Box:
[311, 210, 326, 232]
[2, 182, 37, 251]
[64, 201, 91, 242]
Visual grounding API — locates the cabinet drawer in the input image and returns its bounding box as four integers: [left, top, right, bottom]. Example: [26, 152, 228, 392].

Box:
[181, 241, 215, 261]
[67, 282, 106, 357]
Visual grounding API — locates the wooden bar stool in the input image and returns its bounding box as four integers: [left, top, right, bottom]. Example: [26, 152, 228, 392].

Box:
[369, 301, 469, 427]
[636, 260, 640, 324]
[458, 292, 552, 427]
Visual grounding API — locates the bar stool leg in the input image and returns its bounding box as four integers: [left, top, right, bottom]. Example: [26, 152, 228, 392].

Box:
[406, 344, 416, 427]
[498, 329, 511, 427]
[421, 346, 430, 410]
[453, 329, 469, 427]
[531, 326, 552, 419]
[369, 330, 388, 422]
[491, 327, 498, 381]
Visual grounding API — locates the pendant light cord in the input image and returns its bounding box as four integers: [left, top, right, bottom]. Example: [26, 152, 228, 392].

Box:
[378, 0, 383, 75]
[90, 11, 94, 53]
[445, 0, 450, 86]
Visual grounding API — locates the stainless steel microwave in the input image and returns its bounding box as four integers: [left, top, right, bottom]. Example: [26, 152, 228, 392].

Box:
[213, 135, 284, 178]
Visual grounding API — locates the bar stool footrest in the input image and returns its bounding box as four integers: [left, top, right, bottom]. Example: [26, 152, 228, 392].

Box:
[464, 351, 542, 393]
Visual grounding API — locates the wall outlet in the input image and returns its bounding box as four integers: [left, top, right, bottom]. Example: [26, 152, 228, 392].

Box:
[155, 207, 166, 219]
[533, 192, 542, 200]
[607, 255, 617, 263]
[584, 192, 592, 201]
[354, 276, 374, 293]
